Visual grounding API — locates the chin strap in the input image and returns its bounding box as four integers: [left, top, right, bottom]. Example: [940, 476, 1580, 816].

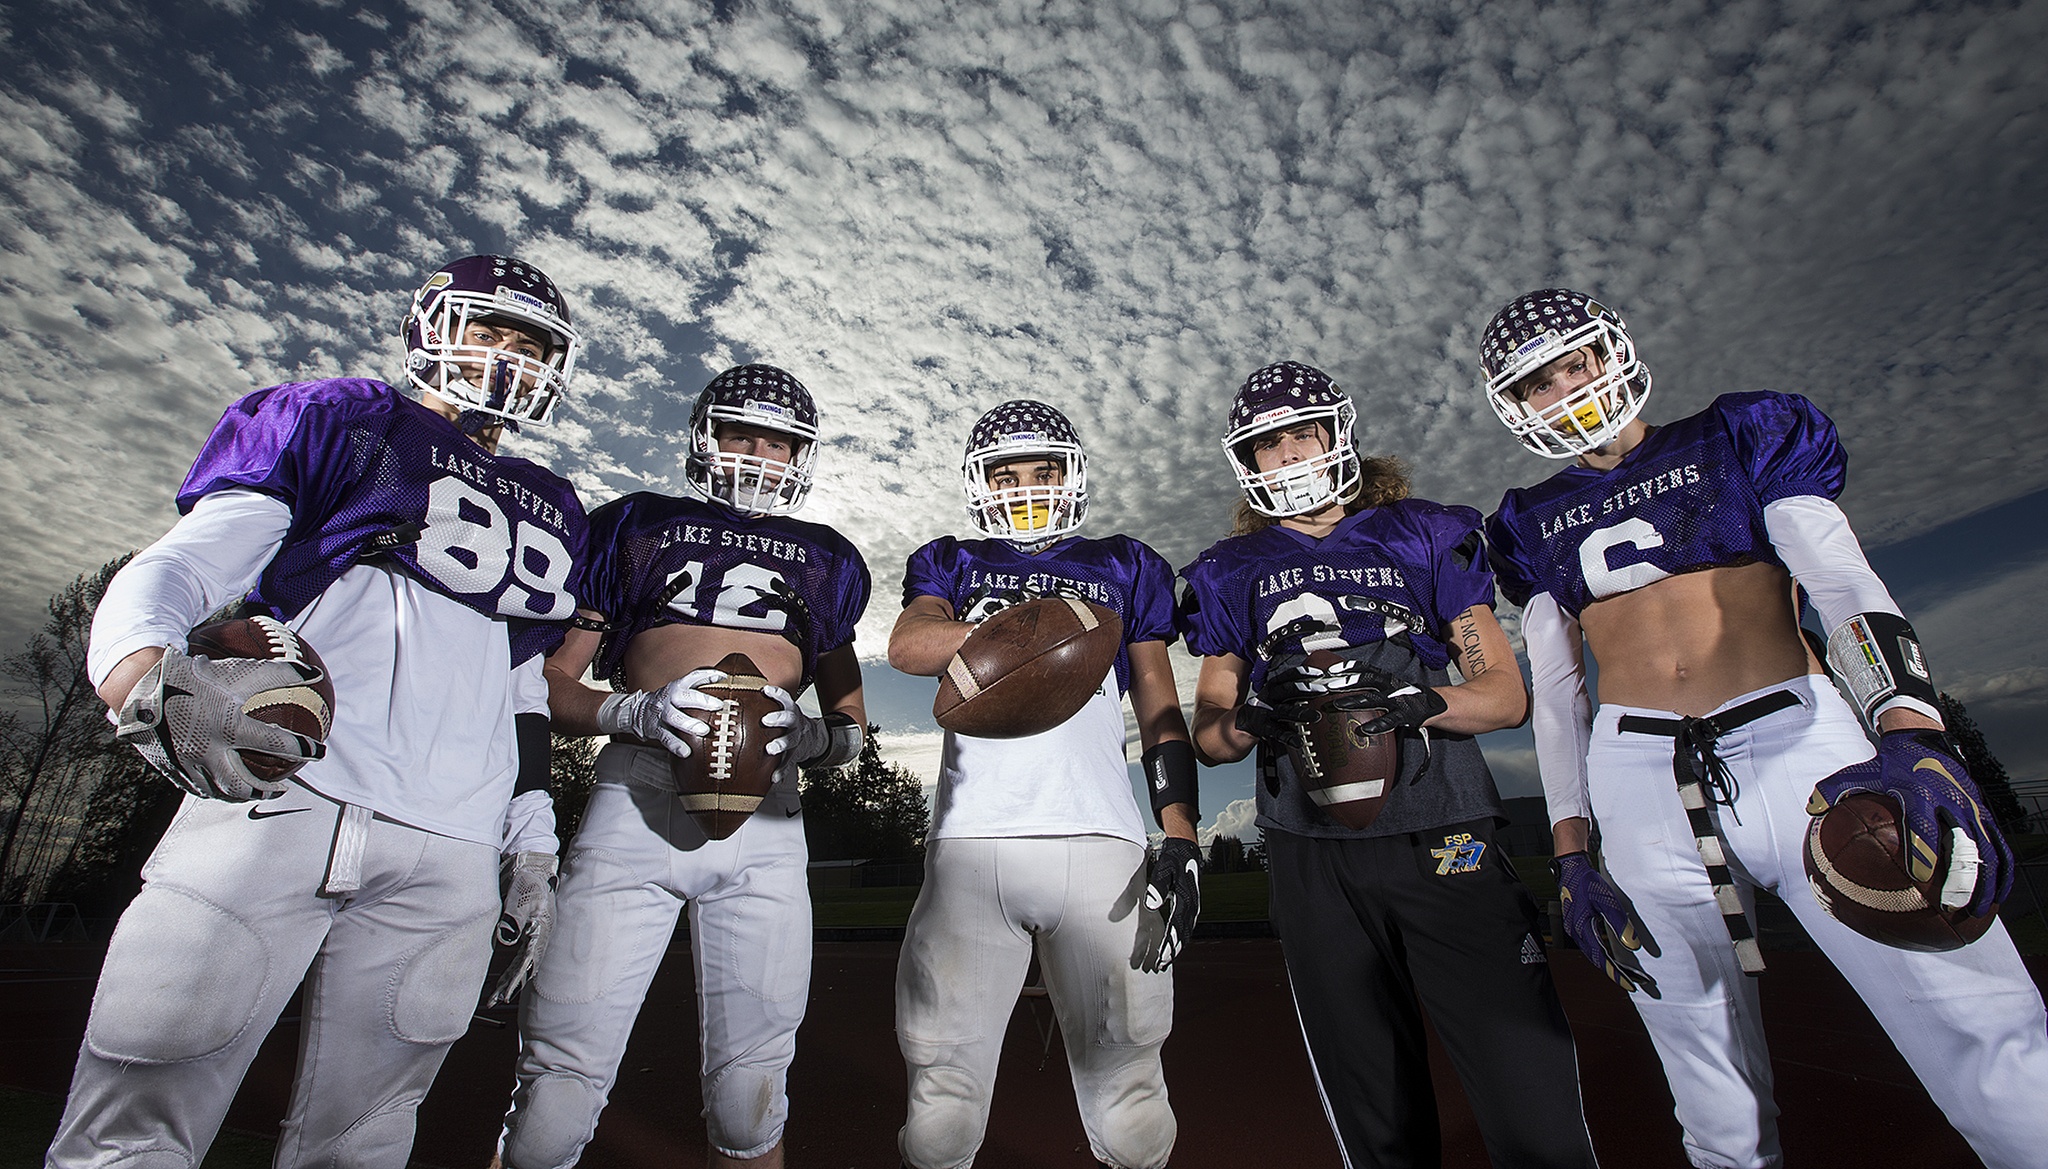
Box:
[456, 408, 517, 438]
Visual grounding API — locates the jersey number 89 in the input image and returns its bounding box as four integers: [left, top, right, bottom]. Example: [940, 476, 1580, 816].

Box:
[416, 477, 576, 621]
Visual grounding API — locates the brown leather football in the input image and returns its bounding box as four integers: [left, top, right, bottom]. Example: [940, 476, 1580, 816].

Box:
[935, 596, 1124, 739]
[1804, 791, 1997, 952]
[187, 615, 336, 782]
[669, 652, 782, 840]
[1281, 651, 1402, 831]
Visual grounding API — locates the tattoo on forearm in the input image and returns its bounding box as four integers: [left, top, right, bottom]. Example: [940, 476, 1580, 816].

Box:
[1455, 615, 1488, 677]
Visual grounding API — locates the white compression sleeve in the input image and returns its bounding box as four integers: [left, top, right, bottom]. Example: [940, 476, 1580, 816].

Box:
[88, 489, 293, 688]
[1762, 495, 1936, 722]
[1522, 592, 1594, 828]
[1761, 495, 1902, 628]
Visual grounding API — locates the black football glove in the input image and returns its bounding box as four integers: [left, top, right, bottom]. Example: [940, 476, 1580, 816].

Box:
[1329, 670, 1448, 736]
[1233, 699, 1314, 744]
[1140, 837, 1202, 972]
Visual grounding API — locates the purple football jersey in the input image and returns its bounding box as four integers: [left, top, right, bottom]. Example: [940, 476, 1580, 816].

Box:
[581, 492, 870, 692]
[1487, 391, 1846, 614]
[1177, 499, 1495, 694]
[1176, 498, 1505, 839]
[901, 534, 1177, 694]
[177, 378, 588, 664]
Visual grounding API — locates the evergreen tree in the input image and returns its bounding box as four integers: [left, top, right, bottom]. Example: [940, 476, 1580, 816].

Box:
[799, 722, 930, 861]
[1207, 834, 1245, 873]
[1936, 692, 2029, 835]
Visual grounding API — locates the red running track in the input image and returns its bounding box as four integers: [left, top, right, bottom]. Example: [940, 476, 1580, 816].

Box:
[0, 939, 2026, 1166]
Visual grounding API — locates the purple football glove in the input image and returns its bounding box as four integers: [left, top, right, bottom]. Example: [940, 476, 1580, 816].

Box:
[1552, 852, 1657, 996]
[1808, 729, 2013, 916]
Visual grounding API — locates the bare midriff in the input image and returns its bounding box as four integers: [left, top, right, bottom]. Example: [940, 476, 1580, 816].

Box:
[1578, 559, 1816, 717]
[619, 621, 804, 693]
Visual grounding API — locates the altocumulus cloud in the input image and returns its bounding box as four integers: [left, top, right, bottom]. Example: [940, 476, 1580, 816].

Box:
[3, 0, 2046, 779]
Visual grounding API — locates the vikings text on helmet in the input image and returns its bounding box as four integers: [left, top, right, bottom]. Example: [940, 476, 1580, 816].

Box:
[1479, 287, 1652, 459]
[686, 364, 821, 516]
[1224, 361, 1363, 517]
[403, 255, 580, 426]
[962, 399, 1090, 544]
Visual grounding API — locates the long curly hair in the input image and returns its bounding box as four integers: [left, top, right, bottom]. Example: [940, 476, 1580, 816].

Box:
[1228, 455, 1411, 536]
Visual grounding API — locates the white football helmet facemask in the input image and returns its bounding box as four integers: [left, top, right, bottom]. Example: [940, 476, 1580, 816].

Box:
[403, 255, 580, 426]
[1224, 362, 1363, 518]
[1480, 288, 1652, 459]
[962, 399, 1089, 544]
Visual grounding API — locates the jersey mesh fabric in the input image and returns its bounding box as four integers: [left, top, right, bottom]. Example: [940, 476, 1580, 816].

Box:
[178, 379, 587, 665]
[1487, 392, 1846, 614]
[1177, 500, 1507, 840]
[581, 492, 871, 692]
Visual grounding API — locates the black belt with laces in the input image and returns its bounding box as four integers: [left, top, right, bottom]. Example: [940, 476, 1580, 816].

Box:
[1616, 689, 1801, 976]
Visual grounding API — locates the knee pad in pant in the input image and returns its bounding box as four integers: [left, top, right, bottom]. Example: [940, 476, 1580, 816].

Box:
[86, 886, 271, 1064]
[704, 1058, 790, 1159]
[900, 1064, 988, 1169]
[390, 913, 495, 1045]
[326, 1102, 419, 1169]
[503, 1071, 605, 1169]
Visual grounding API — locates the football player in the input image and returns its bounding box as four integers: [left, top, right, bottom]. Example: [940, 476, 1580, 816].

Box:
[1481, 288, 2048, 1168]
[1179, 362, 1599, 1167]
[496, 364, 869, 1169]
[888, 399, 1198, 1169]
[52, 256, 588, 1166]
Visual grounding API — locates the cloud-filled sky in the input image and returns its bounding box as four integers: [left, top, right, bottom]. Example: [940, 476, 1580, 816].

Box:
[4, 0, 2046, 830]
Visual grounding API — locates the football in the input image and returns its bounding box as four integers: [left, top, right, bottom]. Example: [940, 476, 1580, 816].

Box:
[669, 652, 782, 840]
[186, 615, 336, 782]
[1804, 791, 1997, 952]
[934, 596, 1124, 739]
[1281, 651, 1402, 831]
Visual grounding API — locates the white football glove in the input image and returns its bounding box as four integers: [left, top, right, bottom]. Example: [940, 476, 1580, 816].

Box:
[594, 668, 725, 758]
[113, 644, 327, 802]
[760, 685, 827, 767]
[487, 850, 558, 1007]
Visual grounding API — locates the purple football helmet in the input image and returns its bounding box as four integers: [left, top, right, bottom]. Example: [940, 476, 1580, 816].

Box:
[1480, 288, 1652, 458]
[686, 364, 820, 516]
[403, 255, 580, 426]
[1223, 361, 1361, 517]
[962, 399, 1089, 542]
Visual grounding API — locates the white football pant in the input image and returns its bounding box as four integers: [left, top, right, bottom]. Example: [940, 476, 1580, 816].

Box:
[46, 787, 498, 1168]
[897, 834, 1175, 1169]
[500, 742, 810, 1165]
[1589, 675, 2048, 1169]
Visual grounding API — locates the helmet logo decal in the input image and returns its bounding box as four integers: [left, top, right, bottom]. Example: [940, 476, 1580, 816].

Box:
[494, 287, 551, 317]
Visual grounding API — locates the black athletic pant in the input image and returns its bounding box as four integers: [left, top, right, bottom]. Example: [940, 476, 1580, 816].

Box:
[1268, 821, 1599, 1169]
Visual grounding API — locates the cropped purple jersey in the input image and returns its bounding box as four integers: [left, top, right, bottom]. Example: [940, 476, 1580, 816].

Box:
[1178, 499, 1506, 839]
[177, 378, 587, 665]
[1486, 391, 1846, 613]
[581, 492, 871, 692]
[901, 534, 1178, 690]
